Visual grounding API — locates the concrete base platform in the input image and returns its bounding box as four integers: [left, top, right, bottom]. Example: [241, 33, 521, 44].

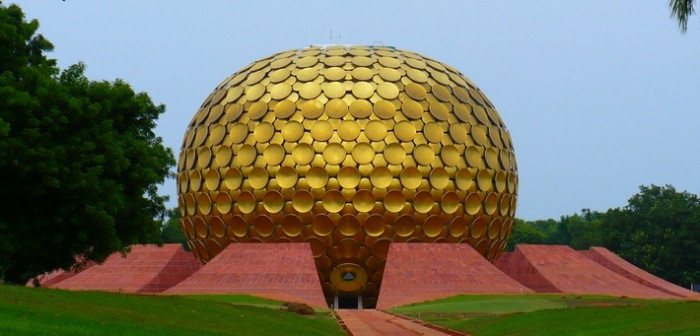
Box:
[163, 243, 328, 308]
[51, 244, 200, 293]
[493, 245, 678, 299]
[376, 243, 532, 309]
[580, 247, 699, 299]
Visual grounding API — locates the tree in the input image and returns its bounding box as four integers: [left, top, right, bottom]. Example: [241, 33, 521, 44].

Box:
[601, 185, 699, 287]
[0, 2, 174, 284]
[160, 208, 188, 250]
[670, 0, 696, 32]
[505, 219, 548, 251]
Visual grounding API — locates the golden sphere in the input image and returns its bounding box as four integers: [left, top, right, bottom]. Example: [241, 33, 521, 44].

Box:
[177, 45, 518, 307]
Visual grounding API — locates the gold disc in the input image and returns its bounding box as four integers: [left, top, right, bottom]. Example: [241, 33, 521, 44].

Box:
[349, 99, 372, 118]
[400, 167, 422, 189]
[374, 100, 396, 119]
[306, 166, 328, 188]
[384, 143, 407, 165]
[322, 190, 345, 213]
[281, 121, 304, 142]
[370, 166, 392, 188]
[323, 143, 346, 165]
[325, 99, 348, 118]
[351, 143, 375, 164]
[273, 99, 296, 119]
[353, 189, 375, 212]
[292, 190, 315, 213]
[384, 190, 405, 212]
[262, 190, 284, 213]
[249, 167, 269, 189]
[365, 120, 388, 141]
[276, 166, 298, 188]
[291, 143, 314, 165]
[263, 144, 284, 165]
[311, 120, 333, 141]
[414, 144, 435, 166]
[424, 122, 444, 143]
[352, 82, 375, 99]
[338, 120, 361, 141]
[338, 166, 361, 189]
[413, 191, 434, 214]
[301, 100, 324, 118]
[376, 82, 399, 100]
[394, 120, 417, 142]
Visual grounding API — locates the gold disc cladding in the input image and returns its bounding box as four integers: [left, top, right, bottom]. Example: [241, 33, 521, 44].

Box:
[292, 190, 314, 213]
[414, 144, 435, 166]
[276, 166, 298, 188]
[402, 100, 423, 119]
[323, 143, 346, 165]
[253, 122, 274, 142]
[338, 167, 361, 188]
[352, 82, 375, 99]
[177, 46, 519, 300]
[338, 120, 361, 141]
[324, 67, 346, 81]
[281, 121, 304, 141]
[351, 67, 374, 81]
[365, 120, 388, 141]
[307, 166, 328, 188]
[325, 99, 348, 118]
[291, 143, 314, 165]
[311, 120, 333, 141]
[374, 100, 396, 119]
[301, 100, 324, 118]
[384, 143, 406, 165]
[353, 190, 375, 212]
[349, 100, 372, 118]
[405, 83, 427, 100]
[324, 82, 346, 99]
[376, 82, 399, 99]
[400, 167, 422, 189]
[370, 166, 392, 188]
[352, 143, 375, 164]
[394, 121, 416, 142]
[296, 68, 319, 82]
[424, 122, 444, 143]
[273, 100, 296, 119]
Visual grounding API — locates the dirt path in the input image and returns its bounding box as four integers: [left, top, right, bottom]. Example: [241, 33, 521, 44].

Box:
[335, 309, 462, 336]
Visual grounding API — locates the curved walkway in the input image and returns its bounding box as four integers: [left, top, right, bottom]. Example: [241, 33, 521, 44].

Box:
[335, 309, 464, 336]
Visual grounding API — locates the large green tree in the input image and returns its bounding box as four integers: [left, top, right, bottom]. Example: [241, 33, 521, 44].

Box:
[670, 0, 696, 32]
[0, 2, 174, 284]
[600, 185, 699, 287]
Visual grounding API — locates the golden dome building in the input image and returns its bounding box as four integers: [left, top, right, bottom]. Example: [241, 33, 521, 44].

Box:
[176, 45, 518, 308]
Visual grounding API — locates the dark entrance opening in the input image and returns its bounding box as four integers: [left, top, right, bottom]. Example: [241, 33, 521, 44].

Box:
[337, 295, 359, 309]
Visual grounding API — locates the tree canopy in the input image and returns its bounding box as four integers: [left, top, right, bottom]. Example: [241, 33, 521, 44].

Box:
[670, 0, 696, 32]
[0, 2, 174, 284]
[509, 185, 699, 287]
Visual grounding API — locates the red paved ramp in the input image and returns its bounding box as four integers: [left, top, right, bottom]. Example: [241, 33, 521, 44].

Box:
[336, 309, 457, 336]
[51, 244, 200, 293]
[27, 261, 96, 287]
[581, 247, 699, 299]
[494, 245, 677, 299]
[376, 243, 532, 309]
[164, 243, 328, 308]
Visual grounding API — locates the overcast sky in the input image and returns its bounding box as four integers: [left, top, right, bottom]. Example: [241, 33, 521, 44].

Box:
[11, 1, 699, 220]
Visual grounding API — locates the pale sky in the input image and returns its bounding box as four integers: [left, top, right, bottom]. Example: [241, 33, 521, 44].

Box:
[11, 1, 700, 220]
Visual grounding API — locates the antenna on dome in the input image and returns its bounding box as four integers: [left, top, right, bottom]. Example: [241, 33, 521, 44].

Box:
[330, 29, 341, 44]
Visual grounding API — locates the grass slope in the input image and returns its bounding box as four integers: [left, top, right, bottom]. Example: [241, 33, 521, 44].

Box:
[391, 294, 699, 336]
[0, 285, 344, 336]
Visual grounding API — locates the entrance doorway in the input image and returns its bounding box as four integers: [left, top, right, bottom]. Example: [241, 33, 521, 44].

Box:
[334, 295, 363, 309]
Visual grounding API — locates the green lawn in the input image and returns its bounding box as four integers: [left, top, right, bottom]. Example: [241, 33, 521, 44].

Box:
[0, 285, 344, 336]
[391, 294, 700, 336]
